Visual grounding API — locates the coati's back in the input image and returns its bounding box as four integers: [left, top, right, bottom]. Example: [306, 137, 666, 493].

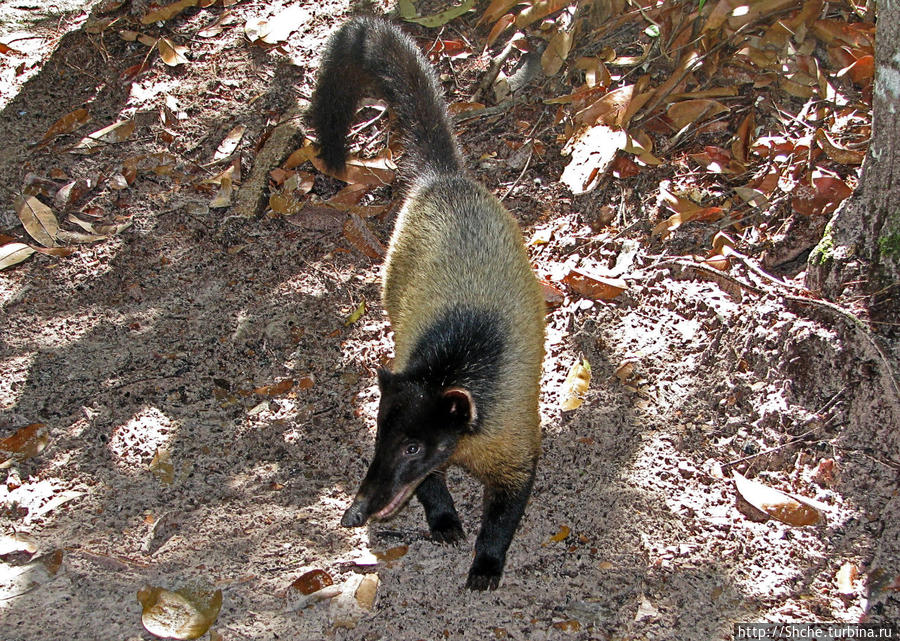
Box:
[308, 15, 545, 590]
[386, 175, 545, 487]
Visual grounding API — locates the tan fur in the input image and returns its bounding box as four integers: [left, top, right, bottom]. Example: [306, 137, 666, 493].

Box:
[383, 176, 545, 491]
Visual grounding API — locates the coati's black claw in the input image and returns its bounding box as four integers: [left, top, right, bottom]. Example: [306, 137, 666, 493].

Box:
[466, 560, 502, 591]
[429, 514, 465, 545]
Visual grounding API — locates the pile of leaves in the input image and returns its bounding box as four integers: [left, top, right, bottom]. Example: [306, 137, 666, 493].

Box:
[0, 0, 875, 282]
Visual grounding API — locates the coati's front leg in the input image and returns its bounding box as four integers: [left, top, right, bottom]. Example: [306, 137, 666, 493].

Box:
[467, 466, 536, 591]
[415, 472, 465, 544]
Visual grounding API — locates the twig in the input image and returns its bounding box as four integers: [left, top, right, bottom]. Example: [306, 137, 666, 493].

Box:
[499, 149, 532, 202]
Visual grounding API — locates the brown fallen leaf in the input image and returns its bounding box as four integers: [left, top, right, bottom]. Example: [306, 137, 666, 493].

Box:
[70, 119, 135, 153]
[733, 471, 821, 526]
[548, 525, 571, 543]
[666, 99, 729, 131]
[149, 448, 174, 485]
[141, 0, 199, 24]
[814, 128, 865, 165]
[541, 28, 573, 76]
[478, 0, 519, 26]
[137, 585, 222, 640]
[354, 574, 379, 610]
[214, 125, 245, 161]
[343, 214, 386, 259]
[374, 545, 409, 563]
[15, 196, 58, 248]
[41, 108, 90, 143]
[0, 242, 36, 270]
[254, 378, 295, 397]
[291, 569, 334, 595]
[158, 37, 189, 66]
[791, 173, 852, 217]
[0, 423, 48, 467]
[562, 268, 627, 301]
[560, 125, 627, 195]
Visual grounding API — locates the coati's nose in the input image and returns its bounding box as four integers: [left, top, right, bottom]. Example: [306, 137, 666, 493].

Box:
[341, 499, 368, 527]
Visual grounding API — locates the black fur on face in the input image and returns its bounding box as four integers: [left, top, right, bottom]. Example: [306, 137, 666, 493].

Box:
[340, 371, 474, 527]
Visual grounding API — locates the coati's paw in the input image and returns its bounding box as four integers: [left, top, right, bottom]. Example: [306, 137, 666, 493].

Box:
[429, 513, 465, 545]
[465, 557, 502, 591]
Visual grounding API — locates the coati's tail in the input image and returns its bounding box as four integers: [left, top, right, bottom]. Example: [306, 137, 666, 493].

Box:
[308, 16, 462, 177]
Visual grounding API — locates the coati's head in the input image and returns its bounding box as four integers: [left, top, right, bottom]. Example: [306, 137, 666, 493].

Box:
[340, 369, 476, 528]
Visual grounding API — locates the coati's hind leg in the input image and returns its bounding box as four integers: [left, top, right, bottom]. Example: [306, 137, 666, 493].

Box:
[466, 465, 537, 591]
[415, 472, 465, 544]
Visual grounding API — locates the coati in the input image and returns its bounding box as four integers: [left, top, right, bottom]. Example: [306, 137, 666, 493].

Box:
[308, 16, 545, 591]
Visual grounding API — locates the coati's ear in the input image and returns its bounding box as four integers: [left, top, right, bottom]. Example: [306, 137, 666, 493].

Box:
[441, 387, 477, 431]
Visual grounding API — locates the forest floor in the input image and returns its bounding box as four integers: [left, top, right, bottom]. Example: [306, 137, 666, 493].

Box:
[0, 1, 898, 640]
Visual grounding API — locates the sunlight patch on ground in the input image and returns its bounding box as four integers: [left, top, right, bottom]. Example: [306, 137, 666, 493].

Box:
[0, 307, 103, 351]
[0, 0, 90, 110]
[107, 405, 177, 473]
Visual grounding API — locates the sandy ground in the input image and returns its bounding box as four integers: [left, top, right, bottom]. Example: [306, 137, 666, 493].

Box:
[1, 2, 898, 640]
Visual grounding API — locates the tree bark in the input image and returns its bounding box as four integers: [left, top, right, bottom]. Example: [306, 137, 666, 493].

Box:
[806, 0, 900, 324]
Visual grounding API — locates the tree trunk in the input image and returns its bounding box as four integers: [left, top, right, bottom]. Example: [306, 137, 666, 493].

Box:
[806, 0, 900, 324]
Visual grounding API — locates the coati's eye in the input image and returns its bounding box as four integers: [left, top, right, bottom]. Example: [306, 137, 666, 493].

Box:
[404, 442, 421, 456]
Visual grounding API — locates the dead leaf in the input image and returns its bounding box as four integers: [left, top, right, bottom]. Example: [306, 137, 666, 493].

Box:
[478, 0, 519, 26]
[666, 99, 729, 131]
[484, 14, 515, 49]
[814, 129, 865, 165]
[41, 107, 90, 142]
[158, 37, 189, 66]
[515, 0, 570, 28]
[575, 85, 634, 128]
[0, 242, 36, 270]
[197, 10, 234, 38]
[214, 125, 245, 161]
[15, 196, 58, 247]
[552, 620, 581, 632]
[254, 378, 295, 396]
[541, 29, 573, 76]
[374, 545, 409, 563]
[343, 214, 386, 259]
[210, 177, 233, 209]
[0, 423, 48, 467]
[836, 562, 858, 596]
[141, 0, 199, 24]
[733, 471, 821, 526]
[560, 358, 591, 411]
[291, 569, 334, 595]
[791, 173, 853, 216]
[398, 0, 475, 27]
[149, 449, 174, 485]
[245, 5, 307, 45]
[70, 119, 135, 153]
[562, 268, 627, 300]
[137, 585, 222, 640]
[344, 300, 367, 326]
[311, 155, 395, 187]
[548, 525, 571, 543]
[354, 574, 379, 610]
[284, 140, 318, 169]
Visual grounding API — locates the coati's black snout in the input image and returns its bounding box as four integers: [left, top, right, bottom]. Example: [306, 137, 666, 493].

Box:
[340, 499, 367, 528]
[340, 372, 475, 528]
